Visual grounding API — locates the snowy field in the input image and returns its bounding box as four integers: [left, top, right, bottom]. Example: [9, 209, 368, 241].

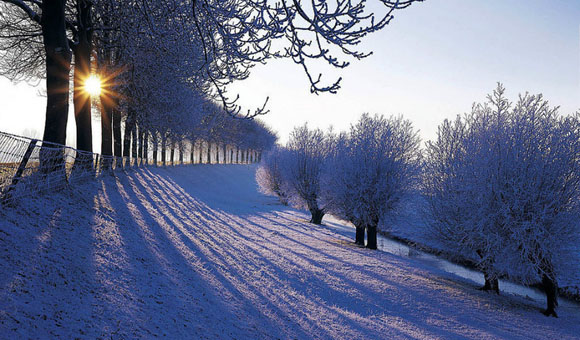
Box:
[1, 165, 580, 339]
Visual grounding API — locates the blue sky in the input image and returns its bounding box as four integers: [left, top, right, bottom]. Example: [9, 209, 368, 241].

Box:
[1, 0, 579, 148]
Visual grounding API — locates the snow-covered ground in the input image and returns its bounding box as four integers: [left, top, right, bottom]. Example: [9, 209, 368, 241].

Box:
[1, 165, 580, 339]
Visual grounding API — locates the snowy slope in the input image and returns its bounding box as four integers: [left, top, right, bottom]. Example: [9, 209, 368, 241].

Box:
[1, 165, 579, 339]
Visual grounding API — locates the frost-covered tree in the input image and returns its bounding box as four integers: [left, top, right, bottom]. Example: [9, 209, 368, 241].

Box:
[281, 125, 332, 224]
[323, 114, 421, 248]
[423, 84, 580, 317]
[257, 146, 290, 205]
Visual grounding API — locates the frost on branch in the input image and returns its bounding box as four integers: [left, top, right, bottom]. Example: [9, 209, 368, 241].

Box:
[322, 113, 421, 249]
[279, 124, 333, 224]
[256, 146, 291, 205]
[423, 84, 580, 317]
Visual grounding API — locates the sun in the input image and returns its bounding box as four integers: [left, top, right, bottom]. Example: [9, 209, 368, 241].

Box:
[84, 75, 102, 96]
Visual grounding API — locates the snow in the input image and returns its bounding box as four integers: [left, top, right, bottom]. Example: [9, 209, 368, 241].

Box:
[1, 164, 580, 339]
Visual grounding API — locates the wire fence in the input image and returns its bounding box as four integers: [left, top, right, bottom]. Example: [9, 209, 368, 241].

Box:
[0, 130, 259, 206]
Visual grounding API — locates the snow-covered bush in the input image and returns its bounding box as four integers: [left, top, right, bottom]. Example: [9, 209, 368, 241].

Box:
[323, 114, 421, 249]
[282, 125, 332, 224]
[256, 146, 290, 205]
[423, 84, 580, 316]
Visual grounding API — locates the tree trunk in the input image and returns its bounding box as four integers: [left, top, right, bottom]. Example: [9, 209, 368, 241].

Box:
[142, 131, 148, 165]
[355, 225, 365, 246]
[97, 17, 111, 171]
[309, 208, 324, 225]
[131, 124, 138, 164]
[72, 0, 93, 156]
[40, 0, 71, 173]
[475, 250, 500, 294]
[198, 141, 203, 164]
[113, 104, 122, 157]
[540, 259, 559, 317]
[179, 142, 184, 164]
[366, 225, 378, 250]
[100, 100, 112, 169]
[152, 134, 158, 166]
[170, 143, 175, 165]
[190, 141, 194, 164]
[123, 112, 134, 158]
[542, 274, 558, 317]
[100, 102, 113, 156]
[480, 272, 500, 294]
[138, 129, 144, 162]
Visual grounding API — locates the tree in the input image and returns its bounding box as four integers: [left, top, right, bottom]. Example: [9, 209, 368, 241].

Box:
[323, 114, 421, 248]
[257, 146, 290, 205]
[281, 124, 331, 224]
[423, 84, 580, 317]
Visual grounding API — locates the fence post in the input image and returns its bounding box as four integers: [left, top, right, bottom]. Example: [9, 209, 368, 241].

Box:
[2, 139, 38, 204]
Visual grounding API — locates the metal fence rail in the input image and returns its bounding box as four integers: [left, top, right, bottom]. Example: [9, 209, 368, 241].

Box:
[0, 131, 127, 205]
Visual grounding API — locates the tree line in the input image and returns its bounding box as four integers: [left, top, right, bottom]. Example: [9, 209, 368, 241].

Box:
[257, 84, 580, 318]
[0, 0, 421, 169]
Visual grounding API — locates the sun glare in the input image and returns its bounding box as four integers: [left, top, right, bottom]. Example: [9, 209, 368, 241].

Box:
[84, 75, 102, 96]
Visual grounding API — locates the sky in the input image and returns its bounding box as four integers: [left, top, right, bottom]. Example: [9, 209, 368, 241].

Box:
[0, 0, 579, 149]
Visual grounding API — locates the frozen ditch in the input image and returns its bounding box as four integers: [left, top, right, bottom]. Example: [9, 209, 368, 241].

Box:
[376, 234, 580, 312]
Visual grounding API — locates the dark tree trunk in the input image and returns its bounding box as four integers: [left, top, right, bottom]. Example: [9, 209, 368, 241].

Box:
[40, 0, 71, 173]
[475, 250, 500, 294]
[230, 149, 234, 164]
[131, 125, 138, 164]
[309, 209, 324, 225]
[101, 102, 112, 156]
[138, 129, 144, 162]
[170, 144, 175, 165]
[480, 272, 500, 294]
[123, 112, 134, 158]
[142, 131, 148, 165]
[190, 141, 194, 164]
[355, 226, 365, 246]
[540, 260, 559, 317]
[100, 100, 112, 170]
[152, 134, 158, 166]
[366, 225, 378, 250]
[179, 143, 184, 164]
[113, 104, 122, 157]
[72, 0, 93, 156]
[198, 141, 203, 164]
[542, 275, 558, 317]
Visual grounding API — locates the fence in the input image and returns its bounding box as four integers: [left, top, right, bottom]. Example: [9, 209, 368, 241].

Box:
[0, 130, 260, 206]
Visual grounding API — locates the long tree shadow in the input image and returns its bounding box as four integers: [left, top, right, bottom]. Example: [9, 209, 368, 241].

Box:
[122, 168, 580, 339]
[1, 183, 101, 338]
[165, 167, 580, 337]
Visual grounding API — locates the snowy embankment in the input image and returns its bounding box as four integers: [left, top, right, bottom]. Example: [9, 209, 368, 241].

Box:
[1, 165, 580, 339]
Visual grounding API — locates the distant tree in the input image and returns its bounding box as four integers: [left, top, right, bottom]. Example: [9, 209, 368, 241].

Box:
[257, 146, 290, 205]
[282, 124, 332, 224]
[423, 84, 580, 317]
[323, 114, 421, 248]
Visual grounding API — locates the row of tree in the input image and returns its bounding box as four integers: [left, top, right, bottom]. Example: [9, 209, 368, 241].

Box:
[0, 0, 421, 168]
[257, 85, 580, 317]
